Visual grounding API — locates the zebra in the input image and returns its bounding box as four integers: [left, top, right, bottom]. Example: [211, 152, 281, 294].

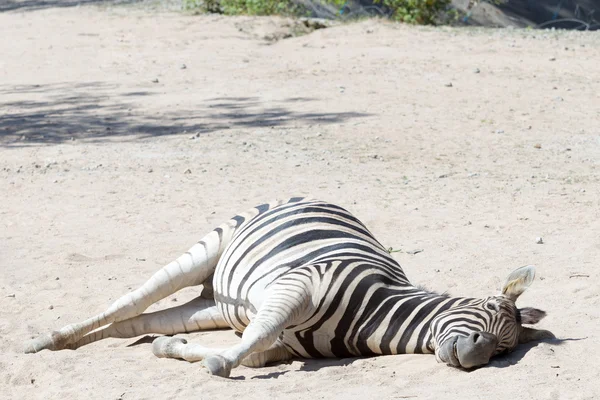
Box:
[25, 197, 554, 377]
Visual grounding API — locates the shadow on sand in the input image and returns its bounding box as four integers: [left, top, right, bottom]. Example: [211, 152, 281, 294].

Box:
[1, 82, 369, 147]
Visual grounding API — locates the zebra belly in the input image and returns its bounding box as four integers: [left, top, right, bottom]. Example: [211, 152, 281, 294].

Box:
[213, 261, 295, 332]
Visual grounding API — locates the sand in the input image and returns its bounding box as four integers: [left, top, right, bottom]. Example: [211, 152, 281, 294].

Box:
[1, 4, 599, 399]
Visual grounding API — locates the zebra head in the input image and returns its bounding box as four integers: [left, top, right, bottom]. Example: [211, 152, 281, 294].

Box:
[431, 265, 553, 369]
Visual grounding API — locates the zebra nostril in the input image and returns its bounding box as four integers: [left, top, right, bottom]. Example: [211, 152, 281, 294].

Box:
[472, 332, 481, 343]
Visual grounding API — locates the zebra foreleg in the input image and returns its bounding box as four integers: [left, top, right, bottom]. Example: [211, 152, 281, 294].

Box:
[152, 336, 292, 368]
[67, 296, 228, 349]
[202, 281, 310, 377]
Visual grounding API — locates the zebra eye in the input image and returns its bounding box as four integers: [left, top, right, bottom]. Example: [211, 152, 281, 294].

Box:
[486, 303, 498, 312]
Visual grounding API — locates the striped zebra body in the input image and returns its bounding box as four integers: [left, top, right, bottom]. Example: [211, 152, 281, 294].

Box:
[25, 197, 553, 377]
[212, 198, 468, 358]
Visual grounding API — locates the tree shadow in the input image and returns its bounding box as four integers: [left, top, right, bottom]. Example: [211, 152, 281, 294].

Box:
[0, 82, 370, 147]
[0, 0, 139, 13]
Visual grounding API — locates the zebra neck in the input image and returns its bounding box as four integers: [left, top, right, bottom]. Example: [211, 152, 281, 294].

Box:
[360, 288, 474, 356]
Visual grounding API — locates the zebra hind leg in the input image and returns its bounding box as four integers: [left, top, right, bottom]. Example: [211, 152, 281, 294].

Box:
[67, 296, 229, 349]
[24, 226, 229, 354]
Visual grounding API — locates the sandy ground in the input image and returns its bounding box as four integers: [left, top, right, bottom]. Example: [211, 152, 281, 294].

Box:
[1, 3, 600, 399]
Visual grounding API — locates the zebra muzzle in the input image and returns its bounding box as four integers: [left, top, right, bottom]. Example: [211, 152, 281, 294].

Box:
[439, 332, 499, 369]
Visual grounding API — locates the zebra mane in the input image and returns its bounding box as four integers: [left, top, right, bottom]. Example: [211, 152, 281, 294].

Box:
[415, 284, 450, 298]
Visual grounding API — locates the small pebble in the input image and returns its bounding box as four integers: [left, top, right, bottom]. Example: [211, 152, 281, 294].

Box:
[180, 64, 187, 69]
[536, 237, 544, 244]
[407, 249, 424, 255]
[445, 82, 453, 87]
[55, 277, 59, 280]
[148, 168, 153, 173]
[534, 144, 542, 149]
[549, 57, 556, 61]
[48, 305, 54, 310]
[473, 68, 480, 74]
[184, 168, 192, 174]
[151, 78, 159, 83]
[7, 293, 15, 298]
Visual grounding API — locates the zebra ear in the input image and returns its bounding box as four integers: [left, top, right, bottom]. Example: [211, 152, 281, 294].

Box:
[501, 265, 536, 302]
[519, 307, 546, 325]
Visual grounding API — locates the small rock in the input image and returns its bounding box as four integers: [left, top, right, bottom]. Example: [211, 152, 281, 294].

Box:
[7, 293, 15, 298]
[536, 237, 544, 244]
[473, 68, 480, 74]
[549, 57, 556, 61]
[151, 78, 159, 83]
[108, 276, 117, 280]
[184, 168, 192, 174]
[534, 144, 542, 149]
[48, 305, 54, 310]
[55, 277, 59, 280]
[31, 379, 35, 384]
[180, 64, 187, 69]
[407, 249, 424, 255]
[148, 168, 153, 173]
[171, 298, 178, 302]
[496, 129, 504, 134]
[445, 82, 453, 87]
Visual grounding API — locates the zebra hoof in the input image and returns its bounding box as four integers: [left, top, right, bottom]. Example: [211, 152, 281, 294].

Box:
[152, 336, 187, 358]
[202, 355, 231, 378]
[24, 333, 57, 354]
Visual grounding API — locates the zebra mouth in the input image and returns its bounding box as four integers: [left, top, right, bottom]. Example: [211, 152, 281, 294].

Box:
[453, 340, 458, 361]
[438, 336, 462, 367]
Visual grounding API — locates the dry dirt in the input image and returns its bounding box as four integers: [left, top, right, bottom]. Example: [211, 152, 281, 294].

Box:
[1, 3, 600, 400]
